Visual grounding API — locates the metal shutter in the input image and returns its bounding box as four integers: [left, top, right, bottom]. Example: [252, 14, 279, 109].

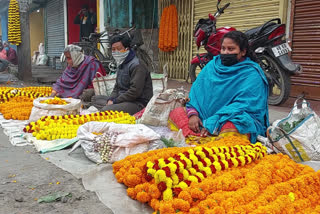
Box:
[192, 0, 284, 73]
[290, 0, 320, 100]
[46, 0, 65, 67]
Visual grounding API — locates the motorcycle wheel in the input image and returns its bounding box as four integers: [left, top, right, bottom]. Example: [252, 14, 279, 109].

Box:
[257, 54, 291, 106]
[189, 63, 200, 83]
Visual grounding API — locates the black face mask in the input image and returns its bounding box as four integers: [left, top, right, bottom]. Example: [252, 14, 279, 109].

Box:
[220, 54, 239, 66]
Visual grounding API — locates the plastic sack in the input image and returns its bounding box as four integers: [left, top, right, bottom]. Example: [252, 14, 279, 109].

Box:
[70, 121, 161, 163]
[140, 88, 187, 127]
[92, 73, 116, 96]
[36, 54, 48, 66]
[267, 98, 320, 162]
[29, 97, 81, 122]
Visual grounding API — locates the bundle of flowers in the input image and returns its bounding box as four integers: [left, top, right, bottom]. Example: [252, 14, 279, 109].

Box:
[23, 111, 135, 141]
[40, 97, 68, 105]
[113, 136, 320, 213]
[8, 0, 21, 45]
[0, 96, 33, 120]
[158, 5, 178, 52]
[0, 87, 52, 103]
[94, 132, 119, 163]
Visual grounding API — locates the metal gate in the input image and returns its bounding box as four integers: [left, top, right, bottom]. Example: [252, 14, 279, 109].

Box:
[46, 0, 65, 68]
[158, 0, 193, 79]
[290, 0, 320, 100]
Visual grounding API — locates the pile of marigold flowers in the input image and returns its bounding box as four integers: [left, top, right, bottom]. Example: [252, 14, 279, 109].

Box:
[0, 96, 33, 120]
[113, 136, 320, 213]
[23, 111, 135, 141]
[40, 97, 68, 105]
[0, 87, 52, 120]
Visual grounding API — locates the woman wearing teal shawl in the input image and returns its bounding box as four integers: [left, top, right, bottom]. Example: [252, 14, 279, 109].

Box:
[186, 31, 269, 143]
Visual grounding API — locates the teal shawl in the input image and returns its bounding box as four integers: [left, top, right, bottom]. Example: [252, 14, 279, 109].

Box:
[187, 55, 269, 143]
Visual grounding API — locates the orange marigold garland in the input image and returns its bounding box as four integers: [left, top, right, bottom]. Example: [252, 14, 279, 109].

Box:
[113, 136, 320, 213]
[158, 4, 178, 52]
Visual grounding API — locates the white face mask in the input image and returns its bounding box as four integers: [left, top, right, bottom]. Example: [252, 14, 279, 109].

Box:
[112, 50, 130, 67]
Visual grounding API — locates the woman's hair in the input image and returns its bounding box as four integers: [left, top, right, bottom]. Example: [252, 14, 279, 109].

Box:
[64, 44, 82, 53]
[221, 31, 257, 61]
[110, 35, 131, 49]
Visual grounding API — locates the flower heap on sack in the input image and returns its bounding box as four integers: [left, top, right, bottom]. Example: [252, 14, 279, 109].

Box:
[158, 5, 178, 52]
[40, 97, 68, 105]
[0, 87, 52, 120]
[113, 136, 320, 213]
[23, 111, 135, 141]
[8, 0, 21, 45]
[94, 132, 119, 163]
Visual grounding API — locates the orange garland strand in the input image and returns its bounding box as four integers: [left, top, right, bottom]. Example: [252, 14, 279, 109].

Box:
[158, 4, 178, 52]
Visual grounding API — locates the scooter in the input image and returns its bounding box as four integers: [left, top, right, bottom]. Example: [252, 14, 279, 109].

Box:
[189, 0, 302, 105]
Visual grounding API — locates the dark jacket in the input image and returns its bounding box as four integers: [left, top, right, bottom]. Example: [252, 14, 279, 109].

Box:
[110, 50, 153, 107]
[74, 12, 97, 40]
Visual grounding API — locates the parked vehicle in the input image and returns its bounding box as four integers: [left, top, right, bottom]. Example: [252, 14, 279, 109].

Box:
[74, 26, 154, 74]
[189, 0, 302, 105]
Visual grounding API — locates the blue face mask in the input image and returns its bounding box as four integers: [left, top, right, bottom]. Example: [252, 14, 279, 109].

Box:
[5, 47, 9, 51]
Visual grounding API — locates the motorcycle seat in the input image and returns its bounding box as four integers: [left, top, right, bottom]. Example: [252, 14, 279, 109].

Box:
[245, 22, 278, 39]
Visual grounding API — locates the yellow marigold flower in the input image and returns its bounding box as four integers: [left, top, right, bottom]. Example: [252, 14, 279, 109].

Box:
[197, 162, 204, 170]
[163, 188, 173, 201]
[238, 156, 246, 166]
[177, 181, 188, 189]
[190, 154, 198, 165]
[196, 172, 204, 180]
[147, 168, 156, 176]
[168, 157, 175, 162]
[188, 176, 198, 183]
[189, 168, 197, 175]
[178, 161, 184, 172]
[212, 147, 219, 154]
[206, 148, 213, 156]
[203, 167, 212, 176]
[165, 178, 173, 188]
[211, 155, 218, 162]
[231, 158, 239, 167]
[188, 149, 195, 155]
[172, 174, 179, 185]
[196, 150, 206, 159]
[158, 159, 166, 168]
[154, 170, 166, 183]
[204, 158, 211, 167]
[168, 163, 177, 174]
[182, 170, 189, 180]
[213, 162, 222, 172]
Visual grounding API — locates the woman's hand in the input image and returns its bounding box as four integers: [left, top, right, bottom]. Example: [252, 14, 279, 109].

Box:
[200, 128, 209, 137]
[50, 90, 57, 97]
[188, 115, 202, 133]
[107, 100, 113, 105]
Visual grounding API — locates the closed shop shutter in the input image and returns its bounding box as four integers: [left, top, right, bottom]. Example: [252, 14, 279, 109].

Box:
[46, 0, 65, 67]
[192, 0, 285, 74]
[290, 0, 320, 100]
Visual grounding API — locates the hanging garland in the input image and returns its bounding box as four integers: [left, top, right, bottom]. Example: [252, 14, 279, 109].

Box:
[158, 5, 178, 52]
[8, 0, 22, 45]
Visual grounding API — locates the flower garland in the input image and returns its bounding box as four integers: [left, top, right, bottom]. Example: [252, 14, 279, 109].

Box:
[8, 0, 21, 45]
[145, 144, 266, 201]
[23, 111, 135, 140]
[112, 136, 320, 213]
[94, 132, 119, 163]
[158, 4, 178, 52]
[0, 87, 52, 103]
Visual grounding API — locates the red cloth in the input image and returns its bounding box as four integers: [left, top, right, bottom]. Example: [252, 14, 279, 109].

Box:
[169, 107, 201, 137]
[220, 121, 251, 139]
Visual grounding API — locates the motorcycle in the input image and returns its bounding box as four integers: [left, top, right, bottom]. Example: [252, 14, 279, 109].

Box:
[189, 0, 302, 105]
